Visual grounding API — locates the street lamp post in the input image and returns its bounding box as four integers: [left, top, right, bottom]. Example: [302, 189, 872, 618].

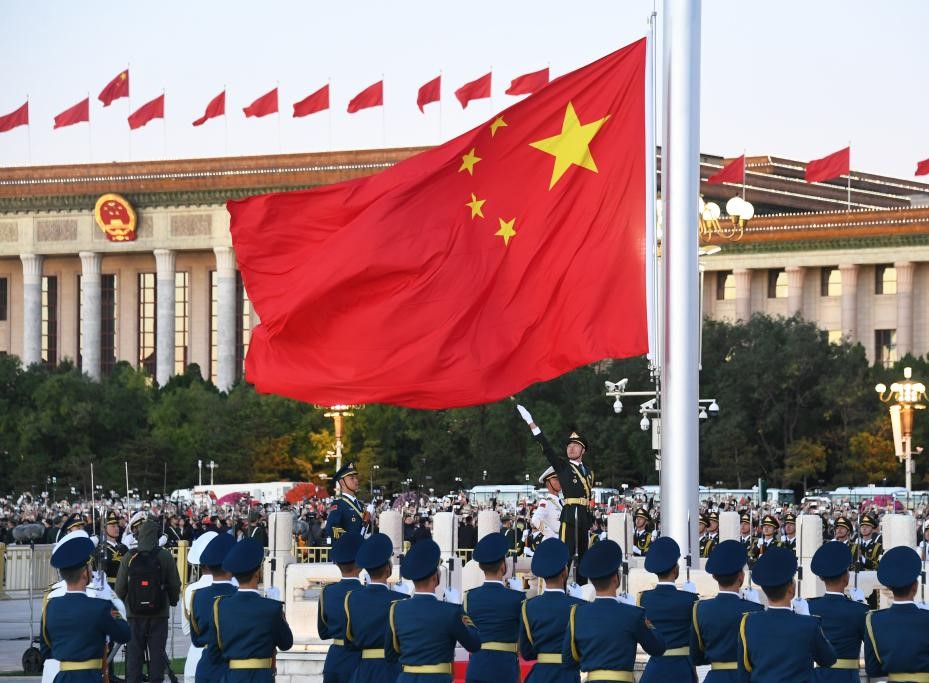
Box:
[371, 464, 380, 497]
[320, 404, 363, 473]
[198, 459, 203, 487]
[876, 366, 927, 493]
[207, 460, 218, 487]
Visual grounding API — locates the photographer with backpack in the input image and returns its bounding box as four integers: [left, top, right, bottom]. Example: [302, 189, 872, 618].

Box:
[116, 518, 181, 683]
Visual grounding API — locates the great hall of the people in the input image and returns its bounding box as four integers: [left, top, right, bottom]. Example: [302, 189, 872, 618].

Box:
[0, 150, 927, 391]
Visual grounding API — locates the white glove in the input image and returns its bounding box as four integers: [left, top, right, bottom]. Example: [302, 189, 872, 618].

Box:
[567, 582, 585, 599]
[792, 597, 810, 615]
[516, 404, 533, 424]
[89, 535, 99, 547]
[681, 581, 698, 594]
[617, 592, 637, 606]
[444, 588, 461, 604]
[507, 576, 524, 591]
[264, 586, 281, 601]
[158, 534, 168, 547]
[92, 581, 113, 601]
[917, 601, 929, 611]
[741, 588, 762, 604]
[847, 587, 865, 603]
[394, 579, 414, 596]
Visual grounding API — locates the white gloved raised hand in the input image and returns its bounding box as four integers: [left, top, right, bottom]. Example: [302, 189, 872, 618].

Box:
[516, 404, 533, 425]
[158, 534, 168, 547]
[681, 581, 698, 594]
[507, 576, 524, 591]
[394, 579, 414, 596]
[847, 587, 866, 603]
[741, 587, 762, 604]
[792, 597, 810, 615]
[567, 582, 585, 599]
[917, 601, 929, 611]
[444, 588, 461, 604]
[617, 592, 637, 606]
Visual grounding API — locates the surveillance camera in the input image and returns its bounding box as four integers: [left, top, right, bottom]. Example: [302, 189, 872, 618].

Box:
[613, 398, 623, 414]
[640, 415, 650, 431]
[708, 400, 719, 417]
[699, 408, 708, 420]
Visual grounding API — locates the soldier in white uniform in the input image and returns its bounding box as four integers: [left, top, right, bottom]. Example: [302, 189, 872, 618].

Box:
[532, 466, 564, 543]
[181, 531, 217, 683]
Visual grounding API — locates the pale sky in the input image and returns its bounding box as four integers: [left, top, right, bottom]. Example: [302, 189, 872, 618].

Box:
[1, 1, 926, 179]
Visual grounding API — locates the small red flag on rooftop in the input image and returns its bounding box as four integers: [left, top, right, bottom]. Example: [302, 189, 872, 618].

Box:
[192, 91, 225, 127]
[455, 72, 491, 108]
[805, 146, 850, 183]
[244, 88, 278, 118]
[54, 98, 90, 129]
[505, 68, 549, 96]
[707, 155, 745, 185]
[0, 101, 29, 133]
[293, 85, 329, 117]
[99, 70, 129, 107]
[916, 158, 929, 177]
[347, 81, 383, 113]
[417, 76, 441, 113]
[128, 94, 164, 130]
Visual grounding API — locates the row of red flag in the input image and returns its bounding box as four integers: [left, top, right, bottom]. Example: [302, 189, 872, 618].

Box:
[706, 146, 929, 182]
[0, 67, 551, 133]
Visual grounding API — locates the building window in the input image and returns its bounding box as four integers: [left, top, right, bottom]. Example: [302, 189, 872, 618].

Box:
[41, 276, 58, 368]
[876, 265, 897, 295]
[138, 273, 156, 376]
[236, 272, 251, 383]
[820, 267, 841, 297]
[175, 272, 189, 374]
[209, 270, 218, 383]
[0, 277, 7, 321]
[767, 269, 787, 299]
[101, 274, 117, 376]
[827, 330, 843, 345]
[875, 329, 897, 368]
[715, 271, 735, 301]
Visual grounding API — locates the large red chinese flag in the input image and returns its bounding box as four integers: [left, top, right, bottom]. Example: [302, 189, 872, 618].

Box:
[128, 94, 165, 130]
[293, 85, 329, 117]
[229, 38, 647, 409]
[244, 88, 278, 118]
[916, 158, 929, 177]
[506, 68, 549, 96]
[347, 81, 383, 113]
[54, 98, 90, 129]
[805, 146, 850, 183]
[455, 72, 491, 108]
[707, 155, 745, 185]
[0, 102, 29, 133]
[193, 91, 225, 126]
[99, 70, 129, 107]
[417, 76, 441, 112]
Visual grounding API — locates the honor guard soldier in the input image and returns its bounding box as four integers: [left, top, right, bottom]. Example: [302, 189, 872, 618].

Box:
[531, 468, 564, 543]
[781, 512, 798, 555]
[517, 404, 594, 583]
[385, 538, 481, 682]
[463, 532, 525, 683]
[737, 547, 836, 681]
[191, 533, 238, 683]
[807, 542, 869, 682]
[518, 538, 584, 683]
[831, 516, 857, 569]
[562, 539, 665, 682]
[40, 531, 131, 682]
[638, 536, 699, 683]
[98, 511, 127, 587]
[325, 462, 366, 540]
[56, 514, 87, 543]
[182, 531, 218, 683]
[864, 546, 929, 680]
[749, 515, 781, 562]
[211, 538, 293, 682]
[698, 514, 711, 558]
[631, 508, 655, 557]
[856, 514, 883, 570]
[704, 511, 720, 557]
[343, 533, 408, 683]
[739, 513, 754, 554]
[690, 541, 764, 681]
[318, 533, 364, 683]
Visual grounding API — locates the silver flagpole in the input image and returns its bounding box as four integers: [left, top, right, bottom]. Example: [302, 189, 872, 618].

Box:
[644, 9, 659, 374]
[661, 0, 702, 563]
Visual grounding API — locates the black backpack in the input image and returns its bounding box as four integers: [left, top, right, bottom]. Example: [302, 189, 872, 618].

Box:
[126, 550, 166, 615]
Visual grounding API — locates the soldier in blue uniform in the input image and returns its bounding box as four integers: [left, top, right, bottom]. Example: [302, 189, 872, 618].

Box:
[210, 538, 292, 683]
[807, 541, 868, 682]
[737, 546, 836, 681]
[319, 533, 364, 683]
[638, 536, 698, 683]
[562, 539, 665, 682]
[518, 538, 584, 683]
[343, 533, 408, 683]
[864, 545, 929, 680]
[386, 538, 481, 682]
[40, 532, 131, 683]
[463, 533, 525, 683]
[191, 533, 238, 683]
[325, 463, 366, 540]
[690, 540, 764, 682]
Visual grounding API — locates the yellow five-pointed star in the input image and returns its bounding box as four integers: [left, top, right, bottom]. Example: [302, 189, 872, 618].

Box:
[529, 102, 610, 189]
[466, 193, 486, 219]
[489, 116, 507, 137]
[459, 148, 481, 175]
[495, 217, 517, 246]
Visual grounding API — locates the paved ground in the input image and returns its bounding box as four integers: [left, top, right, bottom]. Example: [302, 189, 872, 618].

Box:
[0, 592, 188, 674]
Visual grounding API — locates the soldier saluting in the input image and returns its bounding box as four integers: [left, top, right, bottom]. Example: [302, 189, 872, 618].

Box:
[517, 404, 594, 583]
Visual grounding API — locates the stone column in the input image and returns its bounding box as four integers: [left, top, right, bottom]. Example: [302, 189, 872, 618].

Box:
[154, 249, 176, 386]
[895, 261, 914, 357]
[79, 252, 102, 380]
[839, 264, 859, 342]
[786, 266, 805, 317]
[20, 254, 43, 367]
[476, 510, 501, 542]
[734, 268, 752, 321]
[718, 511, 740, 542]
[213, 247, 238, 392]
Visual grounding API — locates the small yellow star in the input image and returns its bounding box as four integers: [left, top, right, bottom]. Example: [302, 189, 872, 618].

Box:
[459, 148, 482, 175]
[495, 217, 517, 246]
[490, 116, 507, 137]
[466, 193, 486, 219]
[529, 101, 610, 189]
